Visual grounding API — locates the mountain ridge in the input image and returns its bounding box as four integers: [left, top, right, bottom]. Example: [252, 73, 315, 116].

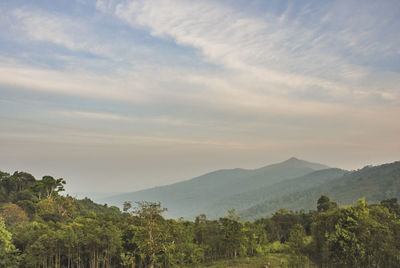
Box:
[98, 159, 400, 220]
[98, 157, 329, 218]
[239, 161, 400, 220]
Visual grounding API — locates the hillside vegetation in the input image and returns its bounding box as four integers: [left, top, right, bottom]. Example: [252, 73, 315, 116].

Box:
[99, 157, 329, 219]
[100, 159, 400, 221]
[241, 161, 400, 219]
[1, 167, 400, 267]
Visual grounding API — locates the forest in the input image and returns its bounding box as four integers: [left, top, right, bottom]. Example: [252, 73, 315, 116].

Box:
[1, 170, 400, 267]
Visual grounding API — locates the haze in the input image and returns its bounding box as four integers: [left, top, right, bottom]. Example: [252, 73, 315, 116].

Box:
[0, 0, 399, 194]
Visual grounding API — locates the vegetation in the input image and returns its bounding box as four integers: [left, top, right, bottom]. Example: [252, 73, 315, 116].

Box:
[100, 158, 328, 219]
[101, 160, 400, 221]
[240, 161, 400, 219]
[1, 169, 400, 267]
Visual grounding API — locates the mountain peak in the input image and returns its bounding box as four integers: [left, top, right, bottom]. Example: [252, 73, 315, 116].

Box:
[279, 157, 328, 170]
[281, 157, 307, 165]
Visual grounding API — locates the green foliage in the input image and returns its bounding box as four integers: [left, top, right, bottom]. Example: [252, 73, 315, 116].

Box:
[309, 198, 400, 267]
[0, 217, 20, 268]
[265, 241, 289, 253]
[287, 224, 308, 267]
[317, 195, 337, 212]
[3, 167, 400, 268]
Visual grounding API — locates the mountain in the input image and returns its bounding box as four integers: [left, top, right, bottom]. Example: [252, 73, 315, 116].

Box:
[205, 167, 347, 217]
[98, 157, 328, 218]
[240, 161, 400, 220]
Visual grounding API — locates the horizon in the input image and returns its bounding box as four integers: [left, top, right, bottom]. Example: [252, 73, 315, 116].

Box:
[1, 0, 399, 193]
[68, 157, 400, 195]
[3, 156, 398, 196]
[69, 157, 399, 195]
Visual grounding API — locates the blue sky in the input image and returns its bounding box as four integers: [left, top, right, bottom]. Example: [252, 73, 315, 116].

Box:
[0, 0, 399, 193]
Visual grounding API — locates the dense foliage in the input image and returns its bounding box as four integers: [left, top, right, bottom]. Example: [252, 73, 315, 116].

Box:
[1, 170, 400, 267]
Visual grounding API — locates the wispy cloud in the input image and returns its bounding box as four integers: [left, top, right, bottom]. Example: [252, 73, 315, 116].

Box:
[4, 1, 399, 110]
[0, 127, 245, 147]
[60, 110, 130, 121]
[10, 7, 155, 64]
[99, 0, 399, 105]
[13, 8, 87, 52]
[58, 109, 196, 127]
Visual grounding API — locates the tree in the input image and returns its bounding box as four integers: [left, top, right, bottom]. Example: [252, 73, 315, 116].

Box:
[271, 209, 300, 242]
[194, 214, 221, 262]
[55, 195, 76, 219]
[309, 198, 400, 267]
[317, 195, 337, 212]
[11, 172, 36, 192]
[381, 198, 400, 215]
[243, 221, 268, 257]
[130, 201, 167, 268]
[123, 201, 132, 213]
[0, 203, 28, 227]
[219, 210, 247, 258]
[0, 217, 20, 268]
[32, 176, 66, 200]
[287, 224, 308, 267]
[37, 197, 57, 216]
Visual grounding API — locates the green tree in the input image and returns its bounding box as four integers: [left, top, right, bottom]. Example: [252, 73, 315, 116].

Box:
[194, 214, 221, 262]
[130, 201, 167, 268]
[219, 210, 247, 258]
[243, 221, 268, 256]
[317, 195, 337, 212]
[287, 224, 307, 267]
[271, 209, 300, 242]
[0, 217, 19, 268]
[32, 176, 66, 200]
[380, 198, 400, 215]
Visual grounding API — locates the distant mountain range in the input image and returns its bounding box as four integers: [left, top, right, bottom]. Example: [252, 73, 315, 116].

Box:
[97, 158, 400, 220]
[240, 161, 400, 220]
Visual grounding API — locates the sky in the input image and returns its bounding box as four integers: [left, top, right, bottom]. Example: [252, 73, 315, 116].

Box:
[0, 0, 399, 194]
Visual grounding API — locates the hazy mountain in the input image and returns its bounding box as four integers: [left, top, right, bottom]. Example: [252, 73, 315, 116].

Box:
[205, 168, 347, 217]
[240, 161, 400, 220]
[98, 157, 328, 218]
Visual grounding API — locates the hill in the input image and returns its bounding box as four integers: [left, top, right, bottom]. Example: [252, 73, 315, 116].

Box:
[205, 167, 347, 217]
[98, 157, 328, 218]
[240, 161, 400, 220]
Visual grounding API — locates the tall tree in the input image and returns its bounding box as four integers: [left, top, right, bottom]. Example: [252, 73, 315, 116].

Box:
[287, 224, 308, 267]
[0, 217, 20, 268]
[131, 201, 167, 268]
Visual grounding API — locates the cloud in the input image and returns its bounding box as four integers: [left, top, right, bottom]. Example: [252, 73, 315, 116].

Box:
[10, 7, 153, 63]
[1, 1, 399, 139]
[0, 62, 144, 102]
[0, 58, 348, 123]
[60, 110, 130, 121]
[58, 109, 197, 127]
[97, 0, 399, 105]
[0, 127, 245, 147]
[4, 2, 399, 111]
[13, 8, 92, 52]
